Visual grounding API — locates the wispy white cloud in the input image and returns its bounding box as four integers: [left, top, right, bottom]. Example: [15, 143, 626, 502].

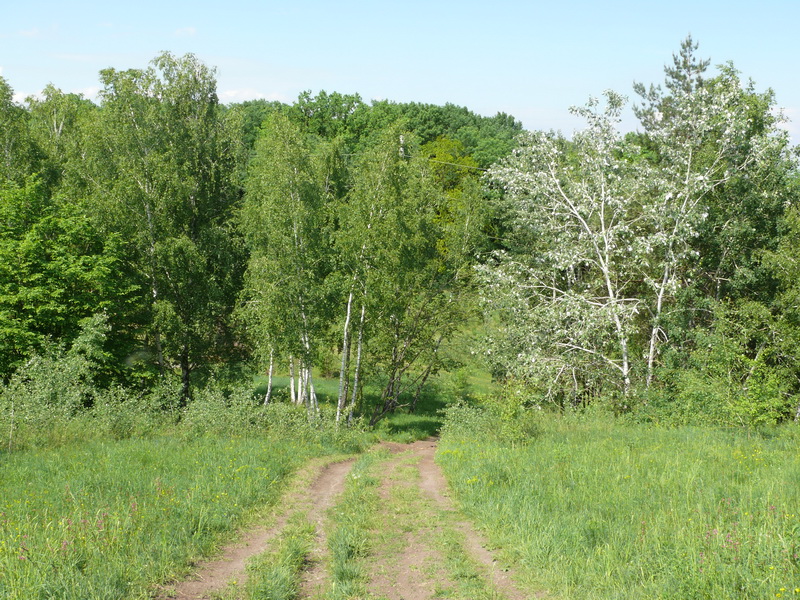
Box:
[12, 91, 38, 104]
[74, 86, 101, 100]
[17, 25, 59, 40]
[18, 27, 43, 38]
[174, 26, 197, 37]
[219, 89, 289, 104]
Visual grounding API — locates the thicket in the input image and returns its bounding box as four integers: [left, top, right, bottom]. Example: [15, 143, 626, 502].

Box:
[0, 313, 371, 454]
[0, 52, 523, 430]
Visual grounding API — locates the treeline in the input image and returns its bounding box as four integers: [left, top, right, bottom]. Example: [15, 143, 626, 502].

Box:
[0, 52, 519, 424]
[2, 39, 799, 429]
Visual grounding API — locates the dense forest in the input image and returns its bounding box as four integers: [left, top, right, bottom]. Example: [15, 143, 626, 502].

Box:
[1, 37, 798, 429]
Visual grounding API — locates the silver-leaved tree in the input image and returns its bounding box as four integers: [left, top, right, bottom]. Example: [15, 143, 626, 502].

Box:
[482, 41, 787, 402]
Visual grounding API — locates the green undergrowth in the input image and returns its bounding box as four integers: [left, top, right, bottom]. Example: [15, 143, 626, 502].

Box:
[1, 376, 372, 454]
[438, 404, 800, 599]
[371, 393, 450, 442]
[254, 371, 467, 443]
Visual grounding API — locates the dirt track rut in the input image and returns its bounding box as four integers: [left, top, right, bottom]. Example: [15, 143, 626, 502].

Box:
[157, 440, 540, 600]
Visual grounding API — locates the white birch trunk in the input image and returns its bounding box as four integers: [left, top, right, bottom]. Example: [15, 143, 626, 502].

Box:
[347, 302, 367, 424]
[289, 355, 297, 404]
[298, 364, 305, 406]
[646, 266, 671, 388]
[301, 365, 309, 415]
[337, 290, 354, 423]
[598, 245, 631, 393]
[263, 347, 274, 406]
[297, 300, 315, 412]
[308, 368, 319, 415]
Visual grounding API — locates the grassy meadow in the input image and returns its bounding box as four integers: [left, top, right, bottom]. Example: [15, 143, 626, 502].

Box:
[0, 375, 376, 600]
[438, 406, 800, 599]
[3, 365, 800, 599]
[0, 432, 343, 599]
[0, 368, 447, 600]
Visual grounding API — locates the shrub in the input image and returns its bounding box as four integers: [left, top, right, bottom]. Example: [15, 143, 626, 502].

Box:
[439, 389, 541, 447]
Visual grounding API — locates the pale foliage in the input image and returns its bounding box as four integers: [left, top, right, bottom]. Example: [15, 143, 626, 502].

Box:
[483, 69, 786, 399]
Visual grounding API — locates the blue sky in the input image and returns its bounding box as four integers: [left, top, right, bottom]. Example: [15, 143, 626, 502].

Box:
[3, 0, 799, 144]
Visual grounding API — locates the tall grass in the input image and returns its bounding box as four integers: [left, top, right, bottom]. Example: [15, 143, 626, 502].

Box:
[0, 435, 320, 599]
[0, 382, 372, 600]
[438, 406, 800, 599]
[245, 517, 315, 600]
[0, 346, 459, 598]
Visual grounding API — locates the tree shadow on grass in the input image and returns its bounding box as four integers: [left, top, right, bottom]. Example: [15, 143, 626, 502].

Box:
[374, 393, 450, 441]
[252, 374, 454, 442]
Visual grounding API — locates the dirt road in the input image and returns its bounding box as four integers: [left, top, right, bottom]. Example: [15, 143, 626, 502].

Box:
[157, 440, 542, 600]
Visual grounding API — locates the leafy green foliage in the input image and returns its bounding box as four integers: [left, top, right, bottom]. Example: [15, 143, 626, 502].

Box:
[0, 77, 39, 184]
[340, 128, 486, 423]
[84, 52, 245, 400]
[2, 313, 110, 419]
[25, 85, 98, 193]
[645, 301, 797, 427]
[289, 89, 366, 141]
[238, 113, 339, 369]
[347, 99, 522, 168]
[2, 43, 799, 429]
[225, 98, 289, 156]
[440, 390, 541, 447]
[0, 179, 132, 378]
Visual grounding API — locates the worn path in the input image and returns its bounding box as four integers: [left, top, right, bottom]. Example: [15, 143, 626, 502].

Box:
[365, 439, 539, 600]
[155, 440, 543, 600]
[155, 456, 356, 600]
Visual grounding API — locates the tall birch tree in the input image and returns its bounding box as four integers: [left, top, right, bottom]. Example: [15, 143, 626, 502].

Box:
[336, 129, 485, 424]
[85, 53, 243, 402]
[239, 113, 340, 413]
